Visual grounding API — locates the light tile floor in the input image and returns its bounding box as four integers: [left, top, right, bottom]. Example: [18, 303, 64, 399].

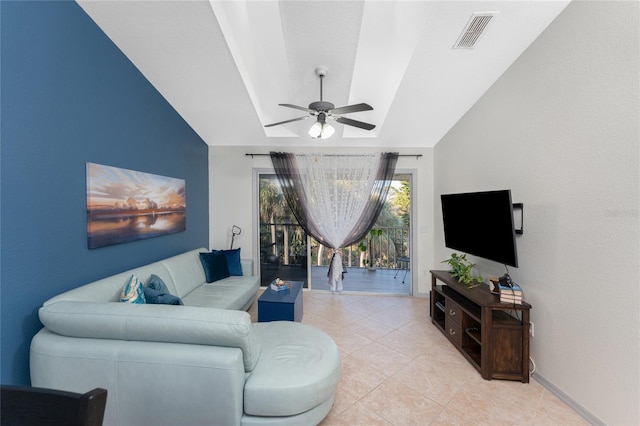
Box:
[248, 291, 589, 426]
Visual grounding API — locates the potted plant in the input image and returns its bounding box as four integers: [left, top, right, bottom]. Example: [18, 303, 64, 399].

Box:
[441, 253, 483, 288]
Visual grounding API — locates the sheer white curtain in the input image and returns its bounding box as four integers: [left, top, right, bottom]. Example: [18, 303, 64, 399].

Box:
[271, 152, 398, 293]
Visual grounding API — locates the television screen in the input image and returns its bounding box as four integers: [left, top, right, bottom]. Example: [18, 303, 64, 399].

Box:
[441, 189, 518, 267]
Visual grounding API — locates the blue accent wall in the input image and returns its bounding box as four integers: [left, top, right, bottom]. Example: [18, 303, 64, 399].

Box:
[1, 1, 209, 384]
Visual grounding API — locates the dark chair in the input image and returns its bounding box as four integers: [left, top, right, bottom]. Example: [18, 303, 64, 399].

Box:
[394, 256, 410, 283]
[260, 242, 282, 285]
[1, 385, 107, 426]
[392, 240, 410, 284]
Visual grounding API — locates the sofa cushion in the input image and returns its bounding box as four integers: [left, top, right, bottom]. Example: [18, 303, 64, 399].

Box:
[182, 276, 259, 311]
[199, 252, 230, 283]
[244, 322, 341, 417]
[120, 275, 146, 304]
[160, 248, 208, 297]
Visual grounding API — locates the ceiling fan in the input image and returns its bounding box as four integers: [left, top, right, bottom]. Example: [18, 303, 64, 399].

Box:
[264, 67, 376, 139]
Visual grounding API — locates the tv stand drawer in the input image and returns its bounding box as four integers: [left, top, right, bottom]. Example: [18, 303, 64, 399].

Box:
[446, 299, 461, 324]
[445, 316, 461, 345]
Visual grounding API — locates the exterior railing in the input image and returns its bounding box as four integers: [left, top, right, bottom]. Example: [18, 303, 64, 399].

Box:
[259, 223, 410, 270]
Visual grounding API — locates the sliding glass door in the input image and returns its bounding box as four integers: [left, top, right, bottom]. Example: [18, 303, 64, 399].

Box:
[256, 171, 412, 294]
[307, 173, 412, 294]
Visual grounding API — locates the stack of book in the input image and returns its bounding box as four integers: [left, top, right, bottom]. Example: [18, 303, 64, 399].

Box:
[499, 282, 523, 304]
[489, 277, 500, 293]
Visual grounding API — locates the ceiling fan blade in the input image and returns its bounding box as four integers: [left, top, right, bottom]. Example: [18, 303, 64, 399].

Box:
[330, 103, 373, 115]
[264, 116, 311, 128]
[279, 103, 316, 114]
[335, 116, 376, 131]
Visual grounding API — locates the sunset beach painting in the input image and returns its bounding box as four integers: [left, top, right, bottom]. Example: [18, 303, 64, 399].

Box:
[86, 163, 186, 249]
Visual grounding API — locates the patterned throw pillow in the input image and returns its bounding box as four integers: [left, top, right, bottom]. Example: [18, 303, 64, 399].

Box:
[120, 274, 146, 304]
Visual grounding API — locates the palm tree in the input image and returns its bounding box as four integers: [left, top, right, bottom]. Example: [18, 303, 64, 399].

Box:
[354, 200, 403, 268]
[259, 178, 286, 260]
[392, 180, 411, 227]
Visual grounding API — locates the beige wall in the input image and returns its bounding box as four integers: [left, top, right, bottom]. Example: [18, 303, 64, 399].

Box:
[434, 1, 639, 424]
[209, 145, 434, 296]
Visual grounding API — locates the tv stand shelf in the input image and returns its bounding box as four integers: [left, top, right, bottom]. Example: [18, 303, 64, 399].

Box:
[430, 270, 531, 382]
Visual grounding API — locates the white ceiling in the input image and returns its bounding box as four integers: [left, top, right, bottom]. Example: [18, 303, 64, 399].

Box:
[76, 0, 571, 148]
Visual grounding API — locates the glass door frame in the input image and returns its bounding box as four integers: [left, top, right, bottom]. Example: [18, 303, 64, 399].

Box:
[253, 168, 313, 288]
[253, 167, 416, 294]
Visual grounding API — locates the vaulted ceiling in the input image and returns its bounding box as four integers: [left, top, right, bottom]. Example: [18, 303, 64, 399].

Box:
[77, 0, 571, 147]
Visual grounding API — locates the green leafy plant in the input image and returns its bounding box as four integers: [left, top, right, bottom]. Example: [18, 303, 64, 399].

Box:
[441, 253, 483, 288]
[369, 229, 383, 238]
[358, 241, 372, 268]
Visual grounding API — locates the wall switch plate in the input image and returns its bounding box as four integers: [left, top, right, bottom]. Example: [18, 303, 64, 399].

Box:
[530, 322, 535, 337]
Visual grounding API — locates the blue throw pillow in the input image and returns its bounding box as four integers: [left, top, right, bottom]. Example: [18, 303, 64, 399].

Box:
[143, 286, 184, 305]
[121, 275, 146, 304]
[144, 274, 183, 305]
[199, 251, 230, 283]
[214, 248, 243, 276]
[147, 274, 170, 293]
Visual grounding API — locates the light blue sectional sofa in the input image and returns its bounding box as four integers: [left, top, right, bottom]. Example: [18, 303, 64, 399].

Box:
[30, 248, 341, 426]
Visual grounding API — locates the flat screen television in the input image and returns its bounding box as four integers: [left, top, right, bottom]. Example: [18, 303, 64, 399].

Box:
[441, 189, 518, 267]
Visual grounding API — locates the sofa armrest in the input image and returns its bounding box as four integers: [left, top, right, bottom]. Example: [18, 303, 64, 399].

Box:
[38, 301, 260, 371]
[31, 329, 246, 426]
[240, 259, 254, 276]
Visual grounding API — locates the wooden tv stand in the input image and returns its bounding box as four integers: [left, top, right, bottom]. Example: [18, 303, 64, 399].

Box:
[430, 270, 531, 382]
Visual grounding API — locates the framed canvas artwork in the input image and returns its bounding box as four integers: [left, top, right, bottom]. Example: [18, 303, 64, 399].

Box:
[86, 163, 186, 249]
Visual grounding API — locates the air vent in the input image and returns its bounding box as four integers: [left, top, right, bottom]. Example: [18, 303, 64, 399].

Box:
[454, 13, 496, 49]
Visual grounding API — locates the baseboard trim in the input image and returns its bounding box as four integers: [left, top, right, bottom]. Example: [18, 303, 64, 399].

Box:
[532, 372, 605, 426]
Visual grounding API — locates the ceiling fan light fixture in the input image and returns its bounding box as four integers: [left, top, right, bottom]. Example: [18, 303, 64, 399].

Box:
[320, 123, 334, 139]
[308, 121, 323, 138]
[308, 121, 334, 139]
[308, 112, 334, 139]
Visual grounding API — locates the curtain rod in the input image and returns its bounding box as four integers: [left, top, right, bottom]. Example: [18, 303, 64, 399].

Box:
[245, 153, 423, 159]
